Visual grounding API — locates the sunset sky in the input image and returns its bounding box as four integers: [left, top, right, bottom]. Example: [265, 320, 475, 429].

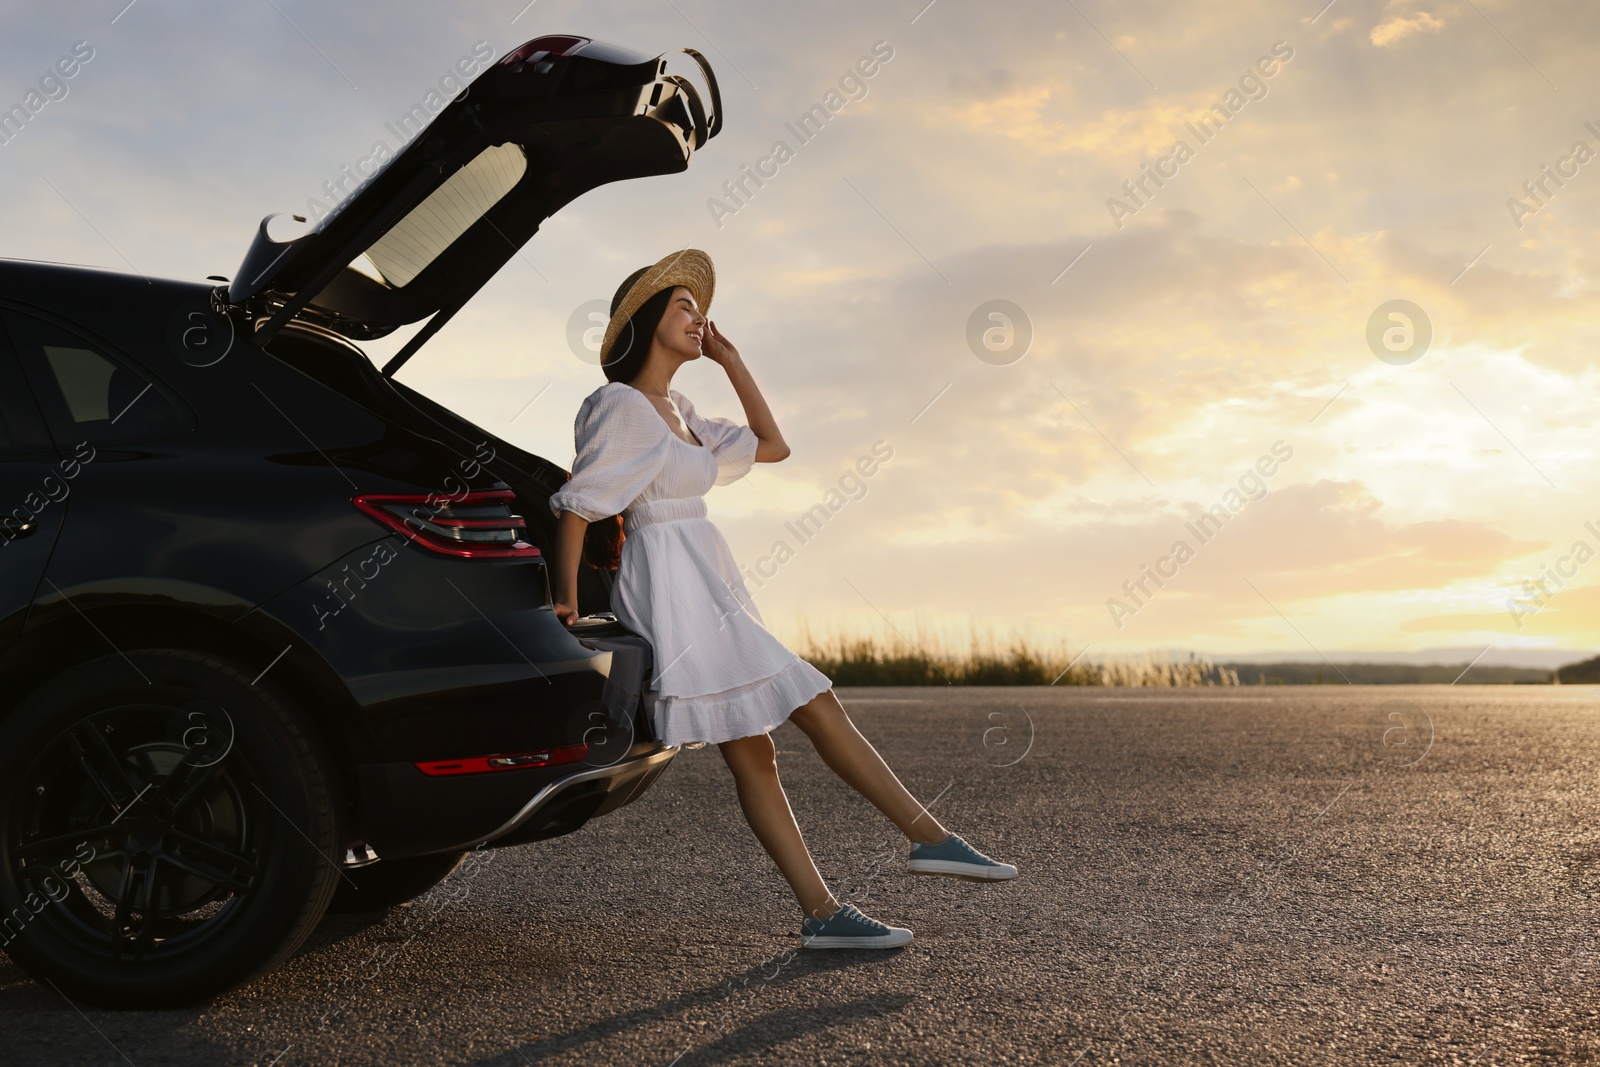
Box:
[3, 0, 1596, 662]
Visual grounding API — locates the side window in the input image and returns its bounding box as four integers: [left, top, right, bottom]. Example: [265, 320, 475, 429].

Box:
[2, 310, 190, 445]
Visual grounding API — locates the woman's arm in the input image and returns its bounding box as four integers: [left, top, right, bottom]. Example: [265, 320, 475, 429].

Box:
[547, 384, 674, 626]
[551, 509, 588, 625]
[706, 321, 790, 462]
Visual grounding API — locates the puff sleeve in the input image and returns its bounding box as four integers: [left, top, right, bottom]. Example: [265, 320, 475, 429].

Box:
[549, 384, 670, 521]
[673, 389, 759, 486]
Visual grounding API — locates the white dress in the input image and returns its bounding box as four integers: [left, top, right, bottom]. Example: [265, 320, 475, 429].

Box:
[549, 380, 832, 747]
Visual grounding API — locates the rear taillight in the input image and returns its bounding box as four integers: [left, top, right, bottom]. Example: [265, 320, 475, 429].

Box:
[500, 35, 590, 70]
[415, 743, 589, 777]
[353, 488, 541, 559]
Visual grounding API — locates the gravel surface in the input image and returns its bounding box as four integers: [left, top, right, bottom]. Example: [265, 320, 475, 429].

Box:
[4, 685, 1599, 1065]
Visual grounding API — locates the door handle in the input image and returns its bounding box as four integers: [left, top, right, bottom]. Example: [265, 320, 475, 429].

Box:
[2, 521, 35, 541]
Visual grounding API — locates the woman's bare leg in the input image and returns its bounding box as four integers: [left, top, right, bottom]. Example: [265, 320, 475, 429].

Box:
[787, 689, 950, 846]
[718, 731, 840, 920]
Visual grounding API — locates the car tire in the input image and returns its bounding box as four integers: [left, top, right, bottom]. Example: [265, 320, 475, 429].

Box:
[327, 852, 469, 913]
[0, 649, 343, 1008]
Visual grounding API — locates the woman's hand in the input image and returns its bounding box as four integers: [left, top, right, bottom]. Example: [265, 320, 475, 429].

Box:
[703, 320, 741, 368]
[553, 600, 580, 627]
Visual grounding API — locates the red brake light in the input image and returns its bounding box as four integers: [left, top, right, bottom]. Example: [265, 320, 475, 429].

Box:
[353, 488, 541, 559]
[415, 743, 589, 777]
[500, 36, 590, 69]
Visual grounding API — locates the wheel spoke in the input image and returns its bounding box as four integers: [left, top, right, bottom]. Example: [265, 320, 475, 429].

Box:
[166, 830, 260, 894]
[129, 868, 158, 958]
[109, 859, 165, 959]
[66, 722, 142, 813]
[14, 826, 116, 865]
[109, 859, 139, 960]
[160, 853, 253, 895]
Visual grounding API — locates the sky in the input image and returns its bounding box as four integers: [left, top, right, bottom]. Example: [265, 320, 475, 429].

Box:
[1, 0, 1597, 664]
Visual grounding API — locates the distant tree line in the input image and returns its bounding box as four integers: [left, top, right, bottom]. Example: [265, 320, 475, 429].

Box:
[1220, 663, 1554, 685]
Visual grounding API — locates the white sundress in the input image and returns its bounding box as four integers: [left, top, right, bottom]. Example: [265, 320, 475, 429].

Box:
[548, 380, 833, 747]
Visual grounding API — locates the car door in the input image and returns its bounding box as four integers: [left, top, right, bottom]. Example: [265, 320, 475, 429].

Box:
[0, 316, 68, 652]
[1, 308, 194, 624]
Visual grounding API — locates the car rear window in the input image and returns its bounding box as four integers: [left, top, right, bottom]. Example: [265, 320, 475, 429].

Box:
[43, 344, 120, 422]
[353, 142, 528, 288]
[3, 311, 190, 445]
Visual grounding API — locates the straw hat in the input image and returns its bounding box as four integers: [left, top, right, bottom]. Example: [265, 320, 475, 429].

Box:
[600, 248, 716, 365]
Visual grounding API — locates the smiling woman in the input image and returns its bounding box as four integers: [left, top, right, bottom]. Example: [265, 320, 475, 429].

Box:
[548, 249, 1016, 952]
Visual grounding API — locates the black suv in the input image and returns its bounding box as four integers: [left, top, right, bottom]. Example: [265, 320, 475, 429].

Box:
[0, 35, 721, 1008]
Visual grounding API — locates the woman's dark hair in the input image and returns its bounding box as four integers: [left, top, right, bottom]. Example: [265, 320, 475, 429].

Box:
[601, 268, 677, 384]
[580, 270, 679, 572]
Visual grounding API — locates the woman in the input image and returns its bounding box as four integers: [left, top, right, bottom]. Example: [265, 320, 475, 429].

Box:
[548, 249, 1016, 949]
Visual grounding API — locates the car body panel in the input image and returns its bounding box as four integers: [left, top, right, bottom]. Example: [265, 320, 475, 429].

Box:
[0, 326, 68, 650]
[241, 534, 617, 761]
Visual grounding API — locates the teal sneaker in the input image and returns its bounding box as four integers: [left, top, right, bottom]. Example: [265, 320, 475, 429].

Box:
[800, 903, 913, 949]
[907, 833, 1018, 881]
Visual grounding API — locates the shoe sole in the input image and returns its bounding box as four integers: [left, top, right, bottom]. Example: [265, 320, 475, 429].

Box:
[907, 859, 1018, 881]
[802, 931, 914, 950]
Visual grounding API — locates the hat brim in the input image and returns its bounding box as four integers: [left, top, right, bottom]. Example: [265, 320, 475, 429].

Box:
[600, 248, 715, 366]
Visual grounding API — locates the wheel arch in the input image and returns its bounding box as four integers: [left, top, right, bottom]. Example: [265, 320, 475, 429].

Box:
[0, 598, 373, 809]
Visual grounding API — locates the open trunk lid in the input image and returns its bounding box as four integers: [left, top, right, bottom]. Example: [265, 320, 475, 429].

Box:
[224, 35, 721, 372]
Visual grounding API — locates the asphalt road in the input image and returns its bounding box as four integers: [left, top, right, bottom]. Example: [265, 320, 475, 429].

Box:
[5, 685, 1600, 1066]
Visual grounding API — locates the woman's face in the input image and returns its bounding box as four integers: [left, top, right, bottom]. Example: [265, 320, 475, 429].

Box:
[652, 286, 707, 362]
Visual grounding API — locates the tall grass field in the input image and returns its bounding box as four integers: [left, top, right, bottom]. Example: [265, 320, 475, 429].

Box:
[779, 619, 1240, 687]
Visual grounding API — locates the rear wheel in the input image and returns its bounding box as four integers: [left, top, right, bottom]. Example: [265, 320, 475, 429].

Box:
[327, 852, 469, 913]
[0, 649, 343, 1008]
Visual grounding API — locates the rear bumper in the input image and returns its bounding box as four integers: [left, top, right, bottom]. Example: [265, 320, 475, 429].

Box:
[356, 742, 678, 859]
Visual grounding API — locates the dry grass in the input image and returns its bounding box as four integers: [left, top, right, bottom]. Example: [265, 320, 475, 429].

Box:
[783, 619, 1239, 687]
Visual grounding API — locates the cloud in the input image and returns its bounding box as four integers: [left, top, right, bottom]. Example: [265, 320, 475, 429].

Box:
[942, 82, 1275, 160]
[1370, 10, 1446, 47]
[1218, 481, 1543, 593]
[717, 472, 1544, 649]
[1401, 581, 1600, 643]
